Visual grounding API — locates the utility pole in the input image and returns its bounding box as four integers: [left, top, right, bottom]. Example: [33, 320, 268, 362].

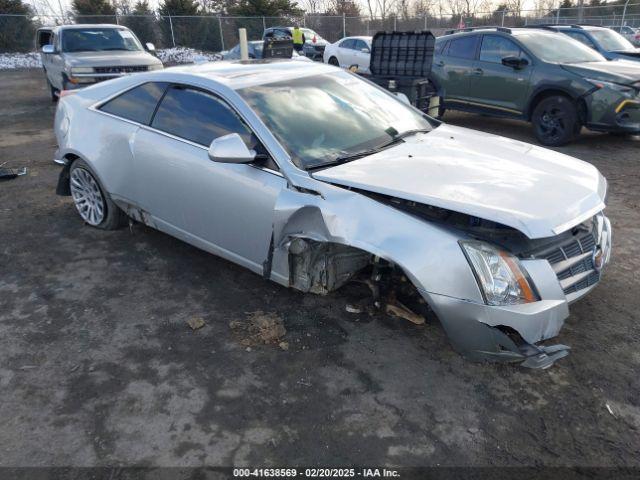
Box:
[577, 0, 584, 23]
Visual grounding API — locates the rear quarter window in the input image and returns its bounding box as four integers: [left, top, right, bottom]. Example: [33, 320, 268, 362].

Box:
[447, 35, 479, 59]
[99, 82, 167, 124]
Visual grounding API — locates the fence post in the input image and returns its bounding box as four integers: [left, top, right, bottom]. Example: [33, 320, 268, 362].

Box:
[556, 5, 560, 23]
[115, 14, 119, 25]
[424, 14, 427, 30]
[342, 13, 346, 37]
[622, 0, 630, 26]
[262, 16, 266, 31]
[366, 19, 370, 35]
[168, 15, 176, 48]
[394, 15, 397, 30]
[218, 15, 225, 51]
[501, 10, 505, 26]
[303, 15, 306, 27]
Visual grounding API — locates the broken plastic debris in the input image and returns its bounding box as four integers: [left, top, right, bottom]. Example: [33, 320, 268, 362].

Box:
[187, 317, 206, 330]
[605, 403, 616, 417]
[345, 304, 362, 314]
[279, 341, 289, 351]
[0, 166, 27, 180]
[385, 302, 425, 325]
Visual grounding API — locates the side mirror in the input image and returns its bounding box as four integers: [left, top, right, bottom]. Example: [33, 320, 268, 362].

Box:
[501, 56, 528, 69]
[145, 42, 156, 52]
[361, 48, 370, 53]
[208, 133, 256, 164]
[42, 44, 55, 54]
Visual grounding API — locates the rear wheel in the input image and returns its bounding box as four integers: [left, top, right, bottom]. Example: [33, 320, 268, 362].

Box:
[328, 56, 340, 67]
[69, 159, 126, 230]
[531, 95, 579, 146]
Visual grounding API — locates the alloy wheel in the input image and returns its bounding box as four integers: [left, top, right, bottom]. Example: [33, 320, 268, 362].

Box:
[537, 106, 566, 143]
[70, 167, 105, 226]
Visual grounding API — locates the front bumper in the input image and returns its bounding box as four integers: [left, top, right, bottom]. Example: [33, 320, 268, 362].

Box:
[585, 88, 640, 134]
[303, 45, 325, 60]
[423, 214, 612, 369]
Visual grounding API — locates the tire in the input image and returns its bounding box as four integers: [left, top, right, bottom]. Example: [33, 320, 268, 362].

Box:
[531, 95, 579, 146]
[69, 159, 127, 230]
[44, 72, 58, 102]
[328, 56, 340, 67]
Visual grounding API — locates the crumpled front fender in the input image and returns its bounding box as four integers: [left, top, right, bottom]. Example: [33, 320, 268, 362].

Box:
[269, 184, 484, 303]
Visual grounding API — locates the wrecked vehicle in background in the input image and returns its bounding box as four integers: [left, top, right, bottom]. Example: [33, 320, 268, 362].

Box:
[52, 60, 612, 369]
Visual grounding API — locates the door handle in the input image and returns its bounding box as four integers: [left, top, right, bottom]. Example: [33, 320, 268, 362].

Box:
[472, 68, 483, 75]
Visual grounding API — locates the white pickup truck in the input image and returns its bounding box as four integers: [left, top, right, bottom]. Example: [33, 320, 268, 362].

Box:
[36, 24, 163, 100]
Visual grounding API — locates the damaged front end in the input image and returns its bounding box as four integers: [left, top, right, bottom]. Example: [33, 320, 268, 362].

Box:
[268, 181, 611, 369]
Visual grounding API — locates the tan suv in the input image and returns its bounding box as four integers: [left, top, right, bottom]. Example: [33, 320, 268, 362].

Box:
[36, 24, 163, 101]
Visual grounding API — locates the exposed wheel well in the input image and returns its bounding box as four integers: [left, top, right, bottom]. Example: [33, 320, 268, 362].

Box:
[56, 153, 81, 196]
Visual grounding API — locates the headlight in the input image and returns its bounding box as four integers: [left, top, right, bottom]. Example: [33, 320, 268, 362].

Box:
[70, 67, 93, 74]
[147, 63, 163, 71]
[586, 78, 636, 96]
[460, 240, 539, 306]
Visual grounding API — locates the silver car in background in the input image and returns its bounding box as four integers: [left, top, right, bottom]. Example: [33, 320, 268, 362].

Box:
[53, 60, 612, 369]
[37, 24, 163, 100]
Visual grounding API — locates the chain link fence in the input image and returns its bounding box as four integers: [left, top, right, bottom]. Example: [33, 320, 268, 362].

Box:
[2, 5, 640, 54]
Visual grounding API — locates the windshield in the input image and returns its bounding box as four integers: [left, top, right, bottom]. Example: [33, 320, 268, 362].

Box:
[518, 33, 606, 63]
[590, 29, 636, 52]
[302, 28, 325, 42]
[61, 28, 142, 53]
[239, 71, 433, 169]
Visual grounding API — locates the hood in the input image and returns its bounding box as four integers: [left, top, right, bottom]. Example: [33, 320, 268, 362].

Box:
[562, 60, 640, 83]
[63, 50, 161, 67]
[312, 124, 607, 239]
[610, 50, 640, 61]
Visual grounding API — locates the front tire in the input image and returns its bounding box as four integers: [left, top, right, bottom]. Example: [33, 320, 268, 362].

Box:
[69, 159, 126, 230]
[531, 95, 579, 146]
[328, 56, 340, 67]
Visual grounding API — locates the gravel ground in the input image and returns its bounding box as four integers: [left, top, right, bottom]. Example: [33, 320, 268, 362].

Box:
[0, 69, 639, 471]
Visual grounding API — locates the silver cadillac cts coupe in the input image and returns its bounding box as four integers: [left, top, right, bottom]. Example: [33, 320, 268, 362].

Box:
[53, 60, 612, 369]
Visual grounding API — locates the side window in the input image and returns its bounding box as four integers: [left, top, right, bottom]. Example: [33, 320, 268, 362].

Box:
[151, 86, 253, 147]
[434, 40, 446, 55]
[565, 32, 596, 48]
[99, 82, 168, 124]
[479, 36, 522, 63]
[354, 40, 369, 52]
[340, 39, 355, 49]
[447, 35, 479, 60]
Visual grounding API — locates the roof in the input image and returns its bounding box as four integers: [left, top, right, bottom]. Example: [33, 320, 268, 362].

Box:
[439, 27, 558, 38]
[54, 23, 124, 31]
[165, 59, 336, 90]
[341, 36, 372, 41]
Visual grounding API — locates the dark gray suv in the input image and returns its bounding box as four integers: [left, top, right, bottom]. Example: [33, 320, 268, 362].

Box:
[430, 27, 640, 145]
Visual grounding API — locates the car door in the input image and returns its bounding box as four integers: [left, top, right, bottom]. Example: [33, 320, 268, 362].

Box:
[436, 35, 480, 105]
[352, 39, 371, 73]
[131, 84, 286, 273]
[45, 32, 65, 89]
[467, 34, 533, 115]
[337, 38, 355, 67]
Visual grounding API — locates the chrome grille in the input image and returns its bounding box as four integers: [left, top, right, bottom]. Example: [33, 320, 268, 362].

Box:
[94, 65, 148, 74]
[533, 231, 599, 296]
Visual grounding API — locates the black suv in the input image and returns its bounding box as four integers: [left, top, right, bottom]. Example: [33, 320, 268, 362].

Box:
[430, 27, 640, 145]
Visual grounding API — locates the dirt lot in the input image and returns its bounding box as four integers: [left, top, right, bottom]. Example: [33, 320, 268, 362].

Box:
[0, 69, 639, 470]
